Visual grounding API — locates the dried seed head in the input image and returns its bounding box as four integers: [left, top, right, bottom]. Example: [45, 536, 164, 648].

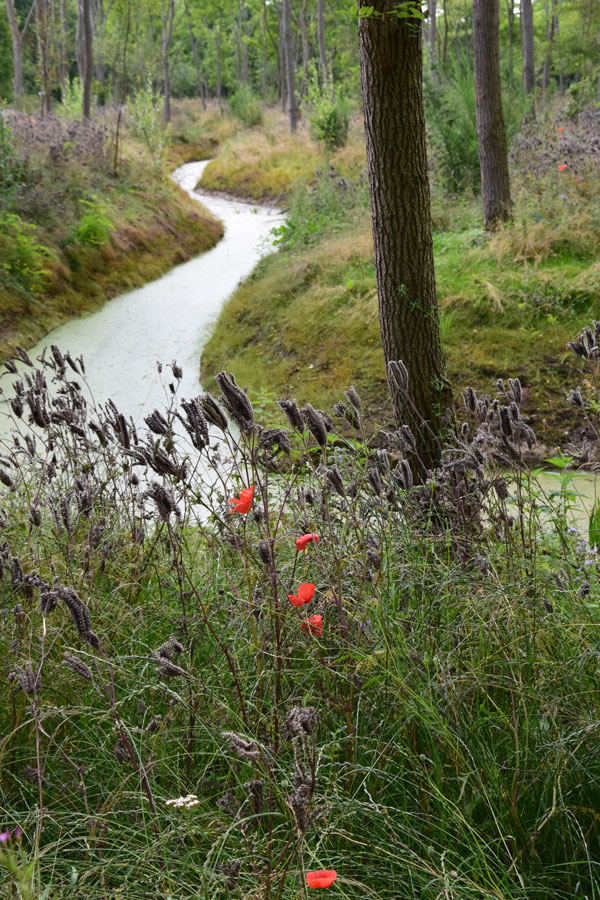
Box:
[256, 539, 272, 566]
[567, 387, 584, 408]
[144, 482, 178, 520]
[508, 378, 522, 404]
[388, 360, 409, 393]
[144, 410, 169, 436]
[326, 465, 346, 498]
[278, 398, 304, 431]
[345, 385, 362, 411]
[221, 731, 260, 760]
[171, 362, 183, 380]
[200, 393, 229, 431]
[157, 637, 185, 660]
[62, 654, 93, 682]
[284, 706, 319, 738]
[462, 387, 477, 413]
[367, 465, 384, 496]
[215, 371, 254, 433]
[10, 662, 40, 696]
[499, 406, 513, 438]
[301, 404, 328, 447]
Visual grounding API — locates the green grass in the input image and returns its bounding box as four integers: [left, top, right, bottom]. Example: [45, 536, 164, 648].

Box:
[1, 355, 599, 898]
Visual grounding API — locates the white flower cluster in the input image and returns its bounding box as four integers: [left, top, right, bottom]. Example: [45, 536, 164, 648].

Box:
[165, 793, 200, 809]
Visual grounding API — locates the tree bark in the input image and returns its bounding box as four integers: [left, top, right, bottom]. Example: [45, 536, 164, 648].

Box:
[428, 0, 437, 75]
[282, 0, 299, 131]
[161, 0, 175, 123]
[473, 0, 512, 227]
[299, 0, 310, 94]
[317, 0, 328, 81]
[5, 0, 35, 101]
[216, 11, 222, 109]
[505, 0, 514, 85]
[358, 0, 452, 470]
[81, 0, 93, 118]
[520, 0, 535, 96]
[543, 1, 555, 91]
[35, 0, 52, 114]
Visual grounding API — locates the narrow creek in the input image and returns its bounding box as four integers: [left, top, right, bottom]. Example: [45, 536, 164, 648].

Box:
[5, 161, 282, 424]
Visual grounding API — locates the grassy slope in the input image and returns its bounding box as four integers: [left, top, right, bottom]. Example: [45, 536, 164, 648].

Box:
[0, 104, 228, 358]
[200, 110, 597, 447]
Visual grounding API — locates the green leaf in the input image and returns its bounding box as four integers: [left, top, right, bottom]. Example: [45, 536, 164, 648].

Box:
[590, 502, 600, 549]
[544, 454, 573, 470]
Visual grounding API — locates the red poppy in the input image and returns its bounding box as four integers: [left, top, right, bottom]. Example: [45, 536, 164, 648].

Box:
[305, 870, 337, 889]
[296, 533, 319, 551]
[229, 485, 254, 514]
[288, 582, 315, 607]
[558, 127, 563, 132]
[301, 614, 323, 636]
[558, 163, 569, 171]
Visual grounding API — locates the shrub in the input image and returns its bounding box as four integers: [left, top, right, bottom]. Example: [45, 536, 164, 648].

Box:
[128, 78, 170, 167]
[72, 196, 112, 245]
[228, 83, 263, 127]
[0, 212, 48, 294]
[307, 72, 349, 152]
[0, 110, 24, 206]
[58, 77, 96, 120]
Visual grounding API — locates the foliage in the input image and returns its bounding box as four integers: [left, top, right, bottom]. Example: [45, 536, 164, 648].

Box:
[58, 77, 96, 120]
[1, 344, 600, 898]
[0, 212, 48, 294]
[0, 111, 24, 206]
[128, 78, 170, 167]
[72, 196, 113, 245]
[228, 83, 263, 127]
[306, 68, 349, 152]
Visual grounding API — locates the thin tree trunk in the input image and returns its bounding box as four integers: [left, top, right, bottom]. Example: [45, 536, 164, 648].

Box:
[81, 0, 93, 118]
[428, 0, 437, 76]
[299, 0, 310, 94]
[506, 0, 514, 85]
[358, 0, 452, 469]
[35, 0, 52, 114]
[521, 0, 535, 97]
[241, 2, 249, 84]
[543, 1, 555, 91]
[184, 0, 205, 106]
[216, 12, 222, 110]
[262, 0, 268, 99]
[473, 0, 512, 227]
[282, 0, 299, 131]
[161, 0, 174, 124]
[442, 0, 449, 65]
[5, 0, 35, 101]
[278, 5, 287, 112]
[317, 0, 328, 82]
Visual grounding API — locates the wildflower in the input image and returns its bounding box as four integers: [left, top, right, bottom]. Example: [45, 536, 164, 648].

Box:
[229, 486, 254, 514]
[165, 794, 200, 809]
[558, 126, 563, 132]
[558, 163, 569, 171]
[288, 583, 315, 607]
[306, 870, 337, 888]
[296, 533, 319, 551]
[0, 831, 10, 843]
[301, 615, 323, 636]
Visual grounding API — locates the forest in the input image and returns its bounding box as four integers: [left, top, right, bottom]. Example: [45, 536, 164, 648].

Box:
[1, 1, 600, 898]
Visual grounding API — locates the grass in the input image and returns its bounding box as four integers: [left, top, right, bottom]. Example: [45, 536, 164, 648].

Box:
[200, 107, 600, 449]
[1, 351, 600, 898]
[0, 105, 224, 359]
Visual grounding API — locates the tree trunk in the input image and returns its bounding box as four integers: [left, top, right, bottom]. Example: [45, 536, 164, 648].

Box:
[505, 0, 514, 85]
[357, 0, 452, 470]
[428, 0, 437, 75]
[184, 0, 204, 105]
[216, 12, 222, 109]
[93, 0, 106, 90]
[299, 0, 310, 94]
[6, 0, 35, 102]
[35, 0, 52, 114]
[473, 0, 512, 227]
[317, 0, 328, 81]
[521, 0, 535, 96]
[81, 0, 93, 119]
[543, 1, 555, 91]
[161, 0, 174, 124]
[282, 0, 299, 130]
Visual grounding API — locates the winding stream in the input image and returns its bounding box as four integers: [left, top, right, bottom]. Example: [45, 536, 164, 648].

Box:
[6, 161, 282, 424]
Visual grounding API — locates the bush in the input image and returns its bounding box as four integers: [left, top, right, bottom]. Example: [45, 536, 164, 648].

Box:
[0, 111, 24, 207]
[0, 212, 48, 294]
[128, 78, 170, 167]
[307, 73, 349, 152]
[228, 84, 263, 128]
[58, 77, 96, 120]
[228, 83, 263, 127]
[72, 196, 112, 245]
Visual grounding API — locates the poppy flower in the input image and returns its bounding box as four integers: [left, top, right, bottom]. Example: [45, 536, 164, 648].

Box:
[229, 485, 254, 514]
[558, 126, 563, 132]
[296, 533, 319, 551]
[288, 582, 315, 607]
[301, 614, 323, 636]
[558, 163, 569, 171]
[305, 870, 337, 888]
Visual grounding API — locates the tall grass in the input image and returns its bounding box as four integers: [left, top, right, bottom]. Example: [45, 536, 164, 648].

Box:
[0, 335, 599, 898]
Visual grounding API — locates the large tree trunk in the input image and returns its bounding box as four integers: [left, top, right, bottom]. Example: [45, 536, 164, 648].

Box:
[473, 0, 512, 227]
[521, 0, 535, 96]
[358, 0, 452, 470]
[317, 0, 328, 82]
[282, 0, 299, 131]
[81, 0, 93, 119]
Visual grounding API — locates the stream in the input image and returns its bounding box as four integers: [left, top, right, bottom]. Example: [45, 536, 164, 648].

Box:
[2, 161, 282, 425]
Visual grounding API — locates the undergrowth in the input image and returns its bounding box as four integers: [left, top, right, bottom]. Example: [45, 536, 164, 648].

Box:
[1, 333, 600, 898]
